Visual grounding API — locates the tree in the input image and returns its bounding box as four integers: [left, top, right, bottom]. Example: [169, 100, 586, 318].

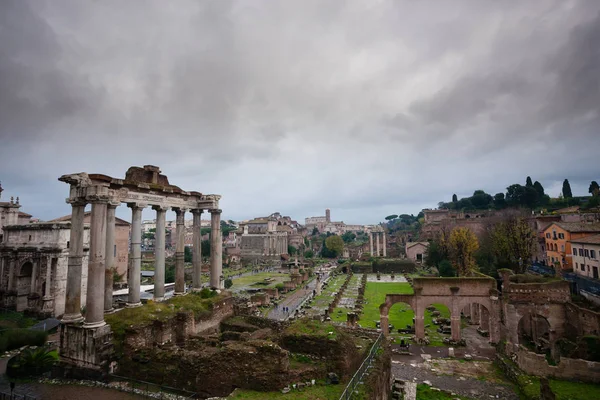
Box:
[562, 179, 573, 198]
[490, 217, 536, 274]
[534, 181, 545, 197]
[493, 193, 506, 209]
[201, 240, 211, 258]
[438, 260, 456, 277]
[312, 227, 319, 236]
[506, 184, 538, 208]
[471, 190, 493, 209]
[304, 249, 314, 258]
[184, 246, 192, 263]
[448, 227, 479, 276]
[385, 214, 398, 221]
[526, 176, 533, 187]
[590, 181, 600, 195]
[341, 231, 356, 243]
[452, 194, 458, 203]
[424, 239, 448, 269]
[324, 235, 344, 257]
[288, 245, 297, 255]
[224, 278, 233, 289]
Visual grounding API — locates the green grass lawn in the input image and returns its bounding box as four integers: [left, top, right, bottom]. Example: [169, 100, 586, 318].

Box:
[359, 282, 452, 345]
[519, 376, 600, 400]
[416, 384, 474, 399]
[230, 272, 289, 289]
[228, 381, 344, 399]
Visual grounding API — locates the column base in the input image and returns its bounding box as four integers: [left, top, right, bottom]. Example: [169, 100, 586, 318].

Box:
[61, 313, 84, 324]
[125, 302, 142, 308]
[153, 296, 165, 302]
[191, 287, 204, 292]
[83, 320, 106, 329]
[104, 308, 116, 314]
[173, 291, 187, 296]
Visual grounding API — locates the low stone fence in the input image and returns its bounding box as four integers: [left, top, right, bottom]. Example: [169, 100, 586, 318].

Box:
[514, 347, 600, 383]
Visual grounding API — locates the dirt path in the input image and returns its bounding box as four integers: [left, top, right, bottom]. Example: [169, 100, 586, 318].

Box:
[267, 277, 320, 320]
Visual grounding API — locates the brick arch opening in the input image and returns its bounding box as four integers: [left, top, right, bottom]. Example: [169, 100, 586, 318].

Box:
[518, 312, 551, 353]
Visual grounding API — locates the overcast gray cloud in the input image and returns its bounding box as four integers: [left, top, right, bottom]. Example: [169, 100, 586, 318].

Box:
[1, 0, 599, 224]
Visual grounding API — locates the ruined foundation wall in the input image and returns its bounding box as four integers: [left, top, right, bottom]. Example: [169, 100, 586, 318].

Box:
[515, 347, 600, 383]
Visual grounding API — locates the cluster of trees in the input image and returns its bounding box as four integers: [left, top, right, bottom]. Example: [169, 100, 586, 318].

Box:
[425, 217, 537, 277]
[439, 177, 600, 211]
[321, 235, 344, 258]
[384, 213, 422, 233]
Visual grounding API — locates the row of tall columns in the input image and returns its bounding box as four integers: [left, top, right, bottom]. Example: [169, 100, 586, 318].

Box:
[62, 197, 223, 329]
[369, 231, 386, 257]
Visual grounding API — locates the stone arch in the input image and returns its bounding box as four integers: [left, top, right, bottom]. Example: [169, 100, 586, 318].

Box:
[379, 294, 417, 338]
[459, 301, 494, 344]
[423, 302, 452, 343]
[517, 312, 551, 353]
[19, 260, 33, 277]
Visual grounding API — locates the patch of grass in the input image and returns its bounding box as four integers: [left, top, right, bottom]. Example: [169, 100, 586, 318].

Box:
[106, 292, 222, 340]
[228, 381, 344, 399]
[284, 320, 338, 340]
[231, 272, 289, 289]
[0, 311, 37, 329]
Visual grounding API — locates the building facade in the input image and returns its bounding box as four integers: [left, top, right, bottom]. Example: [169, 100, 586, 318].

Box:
[571, 235, 600, 280]
[543, 222, 600, 270]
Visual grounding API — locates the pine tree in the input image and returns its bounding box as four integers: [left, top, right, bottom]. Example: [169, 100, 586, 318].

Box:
[526, 176, 533, 187]
[562, 179, 573, 198]
[533, 181, 545, 197]
[452, 194, 458, 203]
[589, 181, 599, 195]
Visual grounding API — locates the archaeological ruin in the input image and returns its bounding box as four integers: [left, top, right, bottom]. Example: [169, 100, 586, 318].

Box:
[55, 165, 222, 376]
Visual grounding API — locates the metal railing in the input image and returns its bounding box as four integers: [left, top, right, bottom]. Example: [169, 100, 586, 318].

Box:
[338, 333, 384, 400]
[0, 392, 37, 400]
[108, 375, 197, 399]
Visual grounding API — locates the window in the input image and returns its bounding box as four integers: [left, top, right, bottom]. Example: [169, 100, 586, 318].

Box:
[546, 233, 551, 238]
[581, 264, 585, 271]
[576, 263, 579, 269]
[591, 250, 597, 259]
[561, 245, 565, 252]
[585, 249, 590, 258]
[554, 244, 558, 251]
[114, 244, 117, 257]
[573, 247, 578, 255]
[553, 231, 557, 240]
[551, 257, 555, 262]
[67, 241, 70, 249]
[580, 249, 584, 256]
[558, 233, 565, 239]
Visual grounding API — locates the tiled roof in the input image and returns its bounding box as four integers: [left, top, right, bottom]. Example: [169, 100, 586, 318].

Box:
[571, 234, 600, 245]
[551, 222, 600, 233]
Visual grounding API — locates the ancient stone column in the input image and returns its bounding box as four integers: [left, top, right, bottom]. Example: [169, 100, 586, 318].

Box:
[104, 203, 117, 312]
[415, 307, 425, 340]
[30, 258, 38, 294]
[62, 201, 86, 323]
[382, 232, 387, 257]
[153, 206, 167, 300]
[210, 209, 223, 288]
[7, 256, 15, 292]
[191, 209, 203, 291]
[174, 208, 186, 295]
[44, 256, 52, 299]
[127, 203, 144, 307]
[376, 232, 381, 257]
[369, 233, 373, 256]
[84, 200, 108, 329]
[380, 315, 389, 337]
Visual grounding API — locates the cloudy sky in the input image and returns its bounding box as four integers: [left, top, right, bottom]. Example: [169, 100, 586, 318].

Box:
[1, 0, 599, 225]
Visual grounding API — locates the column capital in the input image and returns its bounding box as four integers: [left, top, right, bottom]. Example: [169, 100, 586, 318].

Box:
[127, 202, 147, 210]
[152, 205, 169, 212]
[209, 209, 222, 215]
[191, 209, 204, 215]
[67, 199, 87, 207]
[107, 201, 120, 209]
[172, 207, 188, 215]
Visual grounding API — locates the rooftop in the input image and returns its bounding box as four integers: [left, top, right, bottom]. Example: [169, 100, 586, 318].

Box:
[571, 234, 600, 245]
[550, 222, 600, 233]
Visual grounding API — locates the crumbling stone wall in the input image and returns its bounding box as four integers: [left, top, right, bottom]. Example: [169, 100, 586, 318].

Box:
[515, 347, 600, 382]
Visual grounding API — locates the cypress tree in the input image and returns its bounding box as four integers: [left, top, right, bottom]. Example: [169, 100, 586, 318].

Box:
[562, 179, 573, 198]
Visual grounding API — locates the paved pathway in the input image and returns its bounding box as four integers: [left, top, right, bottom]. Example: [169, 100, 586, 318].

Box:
[267, 273, 325, 321]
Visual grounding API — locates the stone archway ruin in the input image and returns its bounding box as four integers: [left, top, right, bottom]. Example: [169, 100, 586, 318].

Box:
[379, 277, 501, 344]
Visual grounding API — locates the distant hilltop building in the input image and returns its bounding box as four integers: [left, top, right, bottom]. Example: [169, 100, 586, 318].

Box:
[304, 208, 368, 234]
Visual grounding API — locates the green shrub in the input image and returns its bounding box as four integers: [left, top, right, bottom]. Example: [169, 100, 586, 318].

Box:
[224, 278, 233, 289]
[7, 347, 56, 377]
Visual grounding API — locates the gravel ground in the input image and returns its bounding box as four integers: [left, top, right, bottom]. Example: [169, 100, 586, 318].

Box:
[391, 360, 519, 399]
